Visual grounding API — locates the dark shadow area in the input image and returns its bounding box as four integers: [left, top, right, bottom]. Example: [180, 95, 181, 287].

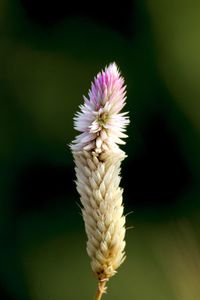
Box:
[0, 284, 16, 300]
[123, 114, 192, 208]
[20, 0, 135, 38]
[14, 161, 75, 214]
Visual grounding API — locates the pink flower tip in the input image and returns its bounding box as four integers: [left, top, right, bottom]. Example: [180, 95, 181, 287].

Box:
[70, 62, 129, 153]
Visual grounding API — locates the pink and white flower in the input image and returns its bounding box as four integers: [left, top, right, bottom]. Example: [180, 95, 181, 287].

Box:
[71, 62, 129, 153]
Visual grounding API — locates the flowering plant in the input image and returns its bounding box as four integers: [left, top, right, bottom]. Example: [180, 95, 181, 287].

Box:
[70, 63, 129, 300]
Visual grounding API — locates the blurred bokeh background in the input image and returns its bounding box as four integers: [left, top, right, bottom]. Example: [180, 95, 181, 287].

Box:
[1, 0, 200, 299]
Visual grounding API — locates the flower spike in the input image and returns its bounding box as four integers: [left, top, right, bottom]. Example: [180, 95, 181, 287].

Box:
[70, 63, 130, 300]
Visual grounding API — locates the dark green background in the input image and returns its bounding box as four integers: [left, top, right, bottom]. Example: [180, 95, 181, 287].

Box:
[1, 0, 200, 299]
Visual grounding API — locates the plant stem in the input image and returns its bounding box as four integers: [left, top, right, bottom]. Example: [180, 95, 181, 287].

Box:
[95, 280, 107, 300]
